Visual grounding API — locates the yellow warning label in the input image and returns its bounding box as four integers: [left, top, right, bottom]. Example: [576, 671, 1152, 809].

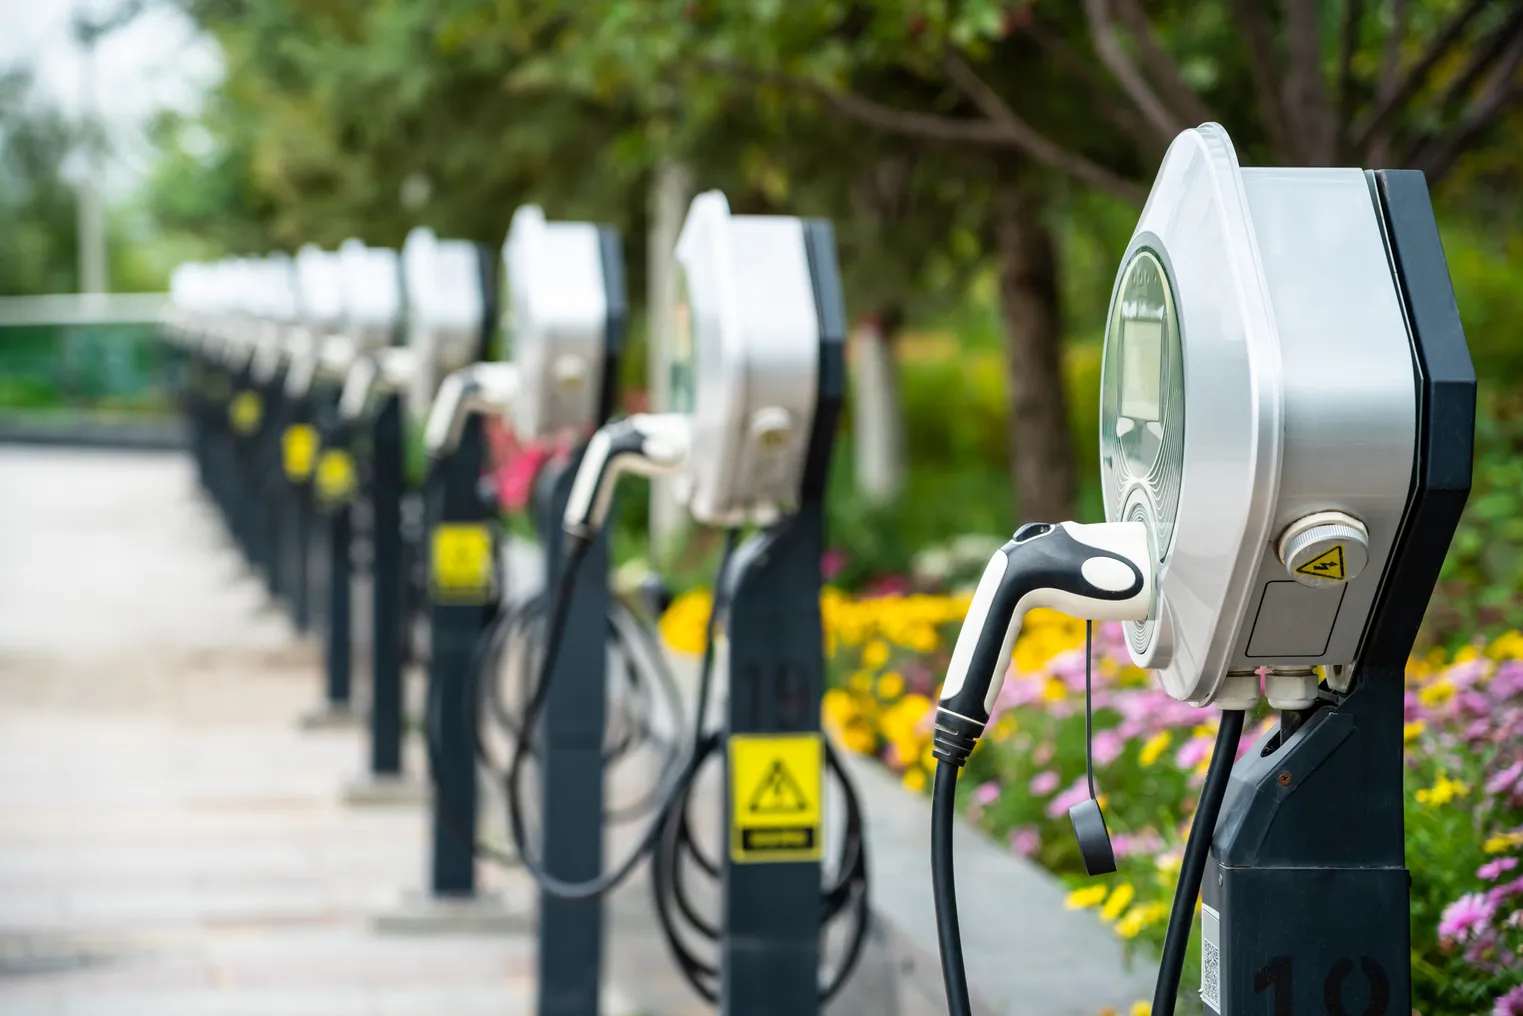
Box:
[1295, 545, 1347, 582]
[229, 391, 263, 435]
[315, 449, 357, 508]
[430, 523, 493, 604]
[729, 733, 823, 863]
[282, 424, 318, 481]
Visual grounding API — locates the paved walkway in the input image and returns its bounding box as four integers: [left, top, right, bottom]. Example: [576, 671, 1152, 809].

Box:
[0, 448, 658, 1016]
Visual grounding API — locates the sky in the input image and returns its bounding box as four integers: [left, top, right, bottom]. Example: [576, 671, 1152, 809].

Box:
[0, 0, 222, 196]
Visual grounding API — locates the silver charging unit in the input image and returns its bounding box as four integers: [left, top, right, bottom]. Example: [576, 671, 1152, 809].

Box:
[417, 206, 627, 1016]
[1099, 125, 1476, 1016]
[678, 192, 859, 1016]
[557, 191, 863, 1014]
[924, 124, 1475, 1016]
[331, 239, 414, 790]
[291, 244, 365, 726]
[402, 226, 501, 899]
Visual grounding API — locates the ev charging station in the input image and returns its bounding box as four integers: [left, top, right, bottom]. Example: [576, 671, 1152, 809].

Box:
[929, 124, 1475, 1016]
[331, 240, 412, 796]
[292, 244, 365, 724]
[422, 204, 629, 1016]
[401, 226, 497, 899]
[544, 191, 869, 1015]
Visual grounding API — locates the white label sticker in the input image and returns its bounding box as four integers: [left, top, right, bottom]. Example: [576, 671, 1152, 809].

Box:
[1201, 903, 1222, 1013]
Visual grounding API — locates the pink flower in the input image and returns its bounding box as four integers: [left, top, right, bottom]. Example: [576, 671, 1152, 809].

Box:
[1478, 857, 1519, 881]
[1438, 892, 1495, 944]
[1028, 771, 1060, 796]
[1092, 729, 1124, 766]
[972, 781, 1001, 806]
[1009, 825, 1041, 857]
[820, 549, 847, 581]
[1046, 779, 1091, 820]
[1485, 876, 1523, 907]
[1111, 830, 1164, 859]
[1033, 742, 1055, 766]
[1494, 984, 1523, 1016]
[1175, 737, 1211, 771]
[1485, 761, 1523, 797]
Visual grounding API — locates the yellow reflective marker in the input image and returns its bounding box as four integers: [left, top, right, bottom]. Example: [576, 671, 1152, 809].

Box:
[430, 523, 493, 604]
[315, 449, 356, 507]
[1294, 544, 1346, 582]
[282, 424, 318, 481]
[229, 391, 263, 435]
[729, 733, 823, 863]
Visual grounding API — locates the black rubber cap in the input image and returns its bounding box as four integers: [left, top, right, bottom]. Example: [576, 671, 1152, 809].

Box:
[1069, 798, 1117, 876]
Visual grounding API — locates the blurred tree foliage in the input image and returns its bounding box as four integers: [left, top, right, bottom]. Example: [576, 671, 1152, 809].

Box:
[154, 0, 1523, 524]
[0, 71, 86, 296]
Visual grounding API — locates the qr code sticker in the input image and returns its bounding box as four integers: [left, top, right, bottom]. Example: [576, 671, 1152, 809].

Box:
[1200, 903, 1222, 1013]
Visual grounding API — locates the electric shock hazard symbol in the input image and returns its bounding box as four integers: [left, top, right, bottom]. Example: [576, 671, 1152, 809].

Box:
[1295, 544, 1347, 582]
[429, 523, 493, 604]
[729, 733, 823, 863]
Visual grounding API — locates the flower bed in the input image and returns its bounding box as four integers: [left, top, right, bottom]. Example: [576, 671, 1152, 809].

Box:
[658, 587, 1523, 1016]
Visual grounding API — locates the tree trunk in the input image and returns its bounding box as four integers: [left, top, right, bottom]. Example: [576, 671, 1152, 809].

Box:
[850, 310, 906, 504]
[993, 189, 1077, 524]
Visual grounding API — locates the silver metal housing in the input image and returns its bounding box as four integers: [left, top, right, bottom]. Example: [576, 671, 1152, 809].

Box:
[671, 191, 820, 527]
[502, 205, 609, 442]
[402, 227, 484, 416]
[1101, 124, 1417, 706]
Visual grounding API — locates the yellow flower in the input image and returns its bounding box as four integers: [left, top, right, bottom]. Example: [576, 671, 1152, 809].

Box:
[1488, 631, 1523, 661]
[848, 670, 874, 693]
[1100, 883, 1135, 923]
[1115, 904, 1170, 941]
[901, 767, 928, 792]
[1414, 773, 1470, 807]
[1403, 721, 1425, 745]
[1482, 830, 1523, 854]
[1131, 1001, 1154, 1016]
[841, 721, 877, 755]
[1041, 677, 1068, 703]
[992, 715, 1018, 741]
[862, 639, 891, 669]
[1418, 678, 1455, 709]
[1155, 853, 1183, 885]
[1140, 731, 1172, 767]
[921, 744, 939, 771]
[877, 671, 905, 699]
[1453, 645, 1480, 664]
[658, 589, 713, 655]
[1064, 885, 1109, 910]
[822, 689, 857, 730]
[879, 694, 932, 745]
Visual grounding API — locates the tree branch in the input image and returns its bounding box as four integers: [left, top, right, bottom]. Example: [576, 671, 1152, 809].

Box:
[1406, 32, 1523, 183]
[1351, 0, 1491, 156]
[1023, 17, 1167, 158]
[1335, 0, 1366, 159]
[1082, 0, 1182, 143]
[1433, 5, 1523, 114]
[1232, 0, 1290, 157]
[1282, 0, 1337, 164]
[940, 51, 1150, 203]
[1110, 0, 1216, 127]
[698, 57, 1149, 204]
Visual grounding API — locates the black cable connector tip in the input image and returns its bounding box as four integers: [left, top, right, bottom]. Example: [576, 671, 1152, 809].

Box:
[931, 708, 984, 768]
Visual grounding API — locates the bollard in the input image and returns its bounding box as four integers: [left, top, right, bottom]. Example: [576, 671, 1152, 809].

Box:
[532, 451, 612, 1016]
[423, 415, 493, 895]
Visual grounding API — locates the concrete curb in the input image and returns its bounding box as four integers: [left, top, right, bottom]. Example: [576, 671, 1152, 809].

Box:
[0, 415, 186, 450]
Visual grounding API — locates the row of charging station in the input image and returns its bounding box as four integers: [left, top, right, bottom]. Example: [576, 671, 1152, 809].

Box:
[160, 195, 870, 1016]
[161, 121, 1477, 1016]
